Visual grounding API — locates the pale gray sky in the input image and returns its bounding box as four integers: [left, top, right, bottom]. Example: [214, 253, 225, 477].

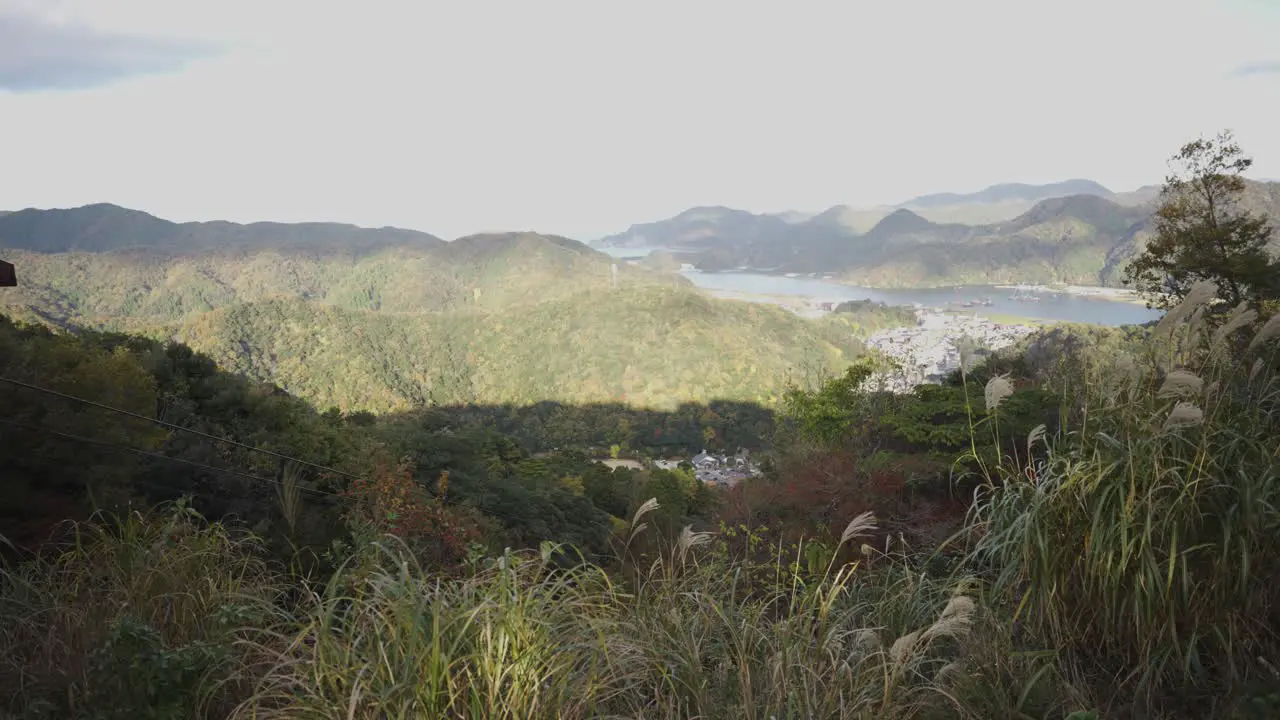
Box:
[1, 0, 1277, 240]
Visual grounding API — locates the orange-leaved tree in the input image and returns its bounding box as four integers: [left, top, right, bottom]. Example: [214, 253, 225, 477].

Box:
[342, 456, 482, 569]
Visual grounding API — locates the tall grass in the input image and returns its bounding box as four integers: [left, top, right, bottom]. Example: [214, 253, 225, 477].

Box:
[29, 297, 1280, 716]
[969, 283, 1280, 715]
[234, 505, 1066, 719]
[0, 501, 285, 719]
[2, 499, 1083, 718]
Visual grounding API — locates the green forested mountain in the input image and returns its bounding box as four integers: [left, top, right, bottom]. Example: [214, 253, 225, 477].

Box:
[0, 207, 892, 412]
[828, 196, 1153, 287]
[0, 229, 681, 327]
[173, 287, 868, 412]
[0, 203, 445, 253]
[596, 180, 1280, 287]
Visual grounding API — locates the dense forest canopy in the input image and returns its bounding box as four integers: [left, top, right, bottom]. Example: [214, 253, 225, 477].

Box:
[0, 208, 915, 411]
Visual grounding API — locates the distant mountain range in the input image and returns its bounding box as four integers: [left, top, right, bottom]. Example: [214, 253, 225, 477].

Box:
[905, 179, 1114, 208]
[0, 203, 445, 254]
[594, 179, 1279, 288]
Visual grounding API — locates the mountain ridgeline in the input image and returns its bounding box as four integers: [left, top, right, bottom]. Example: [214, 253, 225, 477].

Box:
[0, 204, 902, 412]
[0, 203, 447, 254]
[598, 179, 1280, 287]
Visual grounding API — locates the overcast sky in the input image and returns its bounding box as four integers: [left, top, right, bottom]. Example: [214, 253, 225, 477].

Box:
[1, 0, 1278, 240]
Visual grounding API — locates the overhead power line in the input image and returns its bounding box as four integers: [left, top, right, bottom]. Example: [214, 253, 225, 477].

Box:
[0, 374, 363, 482]
[0, 417, 341, 499]
[0, 376, 601, 531]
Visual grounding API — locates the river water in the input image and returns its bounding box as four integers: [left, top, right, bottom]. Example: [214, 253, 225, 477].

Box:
[600, 246, 1162, 327]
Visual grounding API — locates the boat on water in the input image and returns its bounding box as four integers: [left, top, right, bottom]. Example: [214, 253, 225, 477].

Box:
[1010, 284, 1041, 302]
[947, 291, 995, 308]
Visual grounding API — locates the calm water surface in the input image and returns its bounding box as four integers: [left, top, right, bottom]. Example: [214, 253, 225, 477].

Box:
[599, 246, 1162, 327]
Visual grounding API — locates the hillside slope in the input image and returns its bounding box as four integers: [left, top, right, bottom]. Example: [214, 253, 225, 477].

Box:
[173, 287, 870, 412]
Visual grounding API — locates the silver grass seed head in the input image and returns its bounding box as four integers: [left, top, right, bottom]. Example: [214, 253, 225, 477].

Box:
[984, 374, 1015, 412]
[1249, 313, 1280, 352]
[889, 630, 921, 664]
[1026, 423, 1047, 457]
[677, 525, 713, 557]
[952, 336, 978, 374]
[1163, 402, 1204, 431]
[840, 511, 878, 546]
[1212, 302, 1257, 349]
[1183, 281, 1219, 313]
[1158, 369, 1203, 399]
[1156, 280, 1219, 339]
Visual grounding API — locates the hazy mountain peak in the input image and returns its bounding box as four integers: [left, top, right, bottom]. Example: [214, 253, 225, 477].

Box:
[671, 206, 754, 222]
[903, 179, 1113, 209]
[867, 208, 935, 236]
[768, 210, 816, 224]
[1002, 193, 1144, 236]
[450, 231, 592, 257]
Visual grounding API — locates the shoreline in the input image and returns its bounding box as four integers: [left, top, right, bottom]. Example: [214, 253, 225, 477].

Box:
[690, 269, 1152, 302]
[992, 284, 1151, 306]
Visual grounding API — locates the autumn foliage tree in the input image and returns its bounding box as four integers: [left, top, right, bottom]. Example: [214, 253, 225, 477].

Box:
[1124, 130, 1279, 310]
[343, 456, 481, 569]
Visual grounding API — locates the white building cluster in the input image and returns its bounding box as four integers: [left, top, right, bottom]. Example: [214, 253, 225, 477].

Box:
[654, 448, 756, 486]
[865, 310, 1036, 392]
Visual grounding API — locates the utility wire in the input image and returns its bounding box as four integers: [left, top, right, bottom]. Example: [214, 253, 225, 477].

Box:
[0, 374, 363, 481]
[0, 377, 608, 530]
[12, 440, 337, 506]
[0, 417, 342, 499]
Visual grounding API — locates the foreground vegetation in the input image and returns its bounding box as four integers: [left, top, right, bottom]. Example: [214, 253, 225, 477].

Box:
[5, 283, 1280, 718]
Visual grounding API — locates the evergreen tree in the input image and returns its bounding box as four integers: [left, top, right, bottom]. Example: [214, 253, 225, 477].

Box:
[1124, 130, 1279, 309]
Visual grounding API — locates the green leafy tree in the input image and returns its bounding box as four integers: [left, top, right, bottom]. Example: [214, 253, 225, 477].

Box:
[1123, 130, 1279, 309]
[781, 359, 882, 447]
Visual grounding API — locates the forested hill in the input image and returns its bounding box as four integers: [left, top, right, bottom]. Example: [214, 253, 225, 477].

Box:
[0, 204, 907, 412]
[0, 311, 771, 560]
[0, 218, 687, 329]
[0, 203, 445, 253]
[172, 288, 881, 411]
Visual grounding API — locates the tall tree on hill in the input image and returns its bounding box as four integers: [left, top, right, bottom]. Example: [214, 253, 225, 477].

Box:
[1123, 130, 1279, 310]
